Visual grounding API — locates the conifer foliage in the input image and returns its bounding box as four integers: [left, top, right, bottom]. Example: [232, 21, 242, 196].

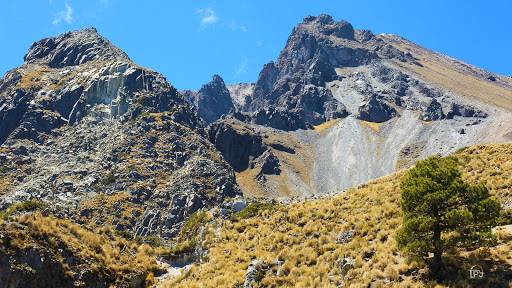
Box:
[396, 156, 501, 276]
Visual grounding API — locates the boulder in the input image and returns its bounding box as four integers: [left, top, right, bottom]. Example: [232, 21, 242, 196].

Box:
[243, 260, 267, 288]
[446, 102, 488, 119]
[357, 94, 399, 123]
[420, 98, 444, 121]
[339, 258, 355, 275]
[252, 149, 281, 176]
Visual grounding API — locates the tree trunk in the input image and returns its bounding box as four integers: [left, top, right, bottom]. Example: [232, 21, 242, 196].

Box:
[431, 221, 442, 277]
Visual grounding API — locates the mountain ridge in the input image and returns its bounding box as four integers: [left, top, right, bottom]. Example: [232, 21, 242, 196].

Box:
[0, 16, 512, 287]
[0, 27, 240, 240]
[184, 14, 512, 197]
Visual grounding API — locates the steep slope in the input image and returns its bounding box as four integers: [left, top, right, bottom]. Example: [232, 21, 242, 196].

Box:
[165, 143, 512, 287]
[0, 28, 240, 240]
[380, 33, 512, 111]
[207, 117, 315, 197]
[198, 15, 512, 196]
[0, 211, 163, 287]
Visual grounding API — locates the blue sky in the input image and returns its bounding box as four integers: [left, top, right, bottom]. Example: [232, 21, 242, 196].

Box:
[1, 0, 511, 91]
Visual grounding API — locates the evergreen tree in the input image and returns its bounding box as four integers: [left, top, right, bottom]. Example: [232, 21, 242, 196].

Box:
[396, 156, 501, 276]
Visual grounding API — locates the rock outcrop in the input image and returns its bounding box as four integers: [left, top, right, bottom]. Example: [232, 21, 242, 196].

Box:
[0, 28, 240, 242]
[190, 14, 493, 132]
[23, 27, 130, 68]
[357, 94, 399, 123]
[194, 14, 510, 197]
[243, 260, 268, 288]
[207, 118, 266, 172]
[181, 74, 235, 124]
[420, 98, 444, 121]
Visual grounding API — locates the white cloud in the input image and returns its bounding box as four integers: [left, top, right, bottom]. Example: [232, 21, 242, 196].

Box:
[197, 8, 218, 26]
[53, 3, 73, 25]
[235, 58, 248, 76]
[256, 41, 263, 47]
[226, 20, 247, 34]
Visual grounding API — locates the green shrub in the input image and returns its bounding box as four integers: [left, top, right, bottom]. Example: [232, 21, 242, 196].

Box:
[232, 203, 275, 221]
[455, 146, 469, 154]
[21, 200, 45, 211]
[114, 230, 134, 240]
[103, 170, 116, 185]
[254, 270, 265, 282]
[179, 211, 210, 242]
[497, 209, 512, 226]
[0, 200, 45, 219]
[170, 239, 198, 254]
[133, 235, 163, 247]
[129, 112, 149, 125]
[116, 152, 128, 162]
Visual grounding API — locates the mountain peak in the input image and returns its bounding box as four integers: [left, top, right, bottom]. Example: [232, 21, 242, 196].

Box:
[210, 74, 225, 85]
[23, 27, 130, 68]
[303, 14, 333, 23]
[300, 14, 354, 40]
[181, 74, 234, 124]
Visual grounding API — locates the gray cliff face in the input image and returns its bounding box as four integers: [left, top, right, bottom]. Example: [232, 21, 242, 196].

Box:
[194, 14, 512, 197]
[0, 28, 240, 241]
[181, 74, 235, 124]
[24, 27, 130, 68]
[190, 14, 471, 132]
[0, 27, 202, 145]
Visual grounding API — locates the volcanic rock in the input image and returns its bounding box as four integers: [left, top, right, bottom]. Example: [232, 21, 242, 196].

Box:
[181, 74, 235, 124]
[357, 94, 399, 123]
[0, 28, 240, 242]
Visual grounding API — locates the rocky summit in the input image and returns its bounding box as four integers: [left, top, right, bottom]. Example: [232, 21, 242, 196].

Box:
[1, 14, 512, 288]
[188, 14, 512, 197]
[0, 27, 241, 285]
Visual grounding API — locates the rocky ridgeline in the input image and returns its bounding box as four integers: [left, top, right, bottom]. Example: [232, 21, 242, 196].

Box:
[186, 14, 488, 129]
[183, 14, 506, 197]
[0, 28, 240, 240]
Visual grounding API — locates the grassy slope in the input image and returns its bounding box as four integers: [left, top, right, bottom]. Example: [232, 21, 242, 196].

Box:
[167, 143, 512, 287]
[1, 211, 164, 287]
[378, 34, 512, 112]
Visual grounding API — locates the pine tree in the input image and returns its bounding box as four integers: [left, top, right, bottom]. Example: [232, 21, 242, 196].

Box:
[396, 156, 501, 277]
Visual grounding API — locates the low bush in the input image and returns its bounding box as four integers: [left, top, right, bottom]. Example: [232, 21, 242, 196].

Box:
[231, 203, 275, 220]
[0, 200, 45, 219]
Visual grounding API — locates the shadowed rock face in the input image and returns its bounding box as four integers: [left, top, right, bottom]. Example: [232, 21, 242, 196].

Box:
[181, 74, 235, 124]
[420, 98, 444, 121]
[357, 94, 399, 123]
[0, 28, 241, 242]
[207, 119, 266, 172]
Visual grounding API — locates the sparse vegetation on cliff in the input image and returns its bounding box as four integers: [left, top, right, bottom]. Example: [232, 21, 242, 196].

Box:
[1, 211, 164, 287]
